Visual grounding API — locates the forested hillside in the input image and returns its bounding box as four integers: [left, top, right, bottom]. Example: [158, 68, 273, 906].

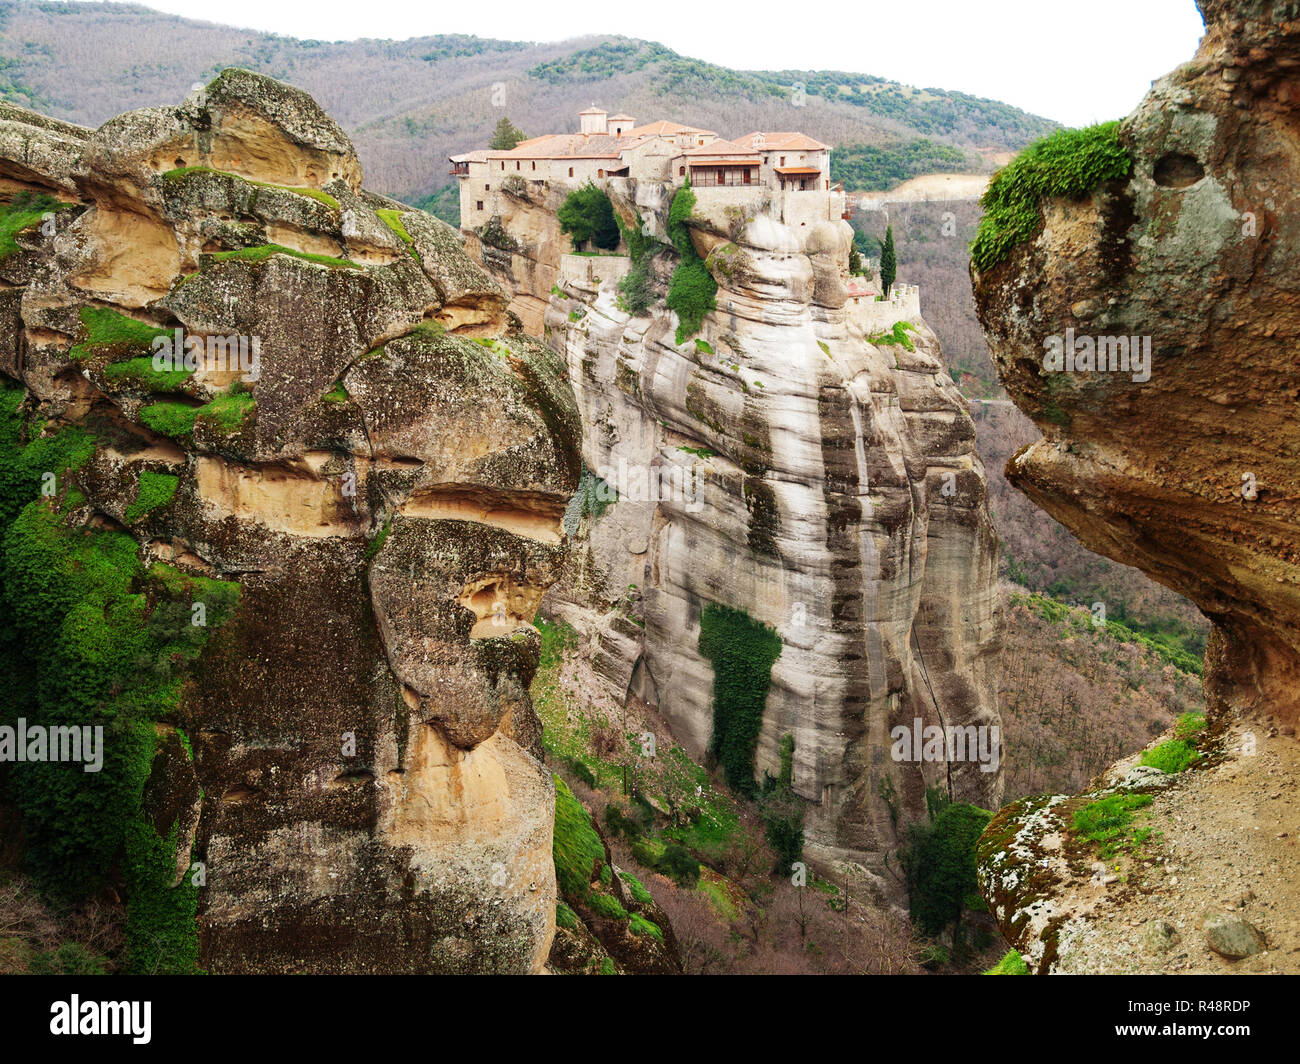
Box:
[0, 1, 1055, 208]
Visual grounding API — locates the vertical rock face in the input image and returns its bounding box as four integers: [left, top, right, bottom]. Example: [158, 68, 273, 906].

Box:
[0, 71, 580, 972]
[972, 2, 1300, 731]
[482, 180, 1003, 861]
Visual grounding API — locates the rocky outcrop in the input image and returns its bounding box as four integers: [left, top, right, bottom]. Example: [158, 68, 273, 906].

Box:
[973, 1, 1300, 734]
[972, 1, 1300, 973]
[0, 70, 580, 972]
[477, 177, 1003, 864]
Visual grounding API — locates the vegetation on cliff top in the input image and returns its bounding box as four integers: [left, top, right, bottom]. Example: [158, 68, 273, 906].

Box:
[971, 121, 1131, 272]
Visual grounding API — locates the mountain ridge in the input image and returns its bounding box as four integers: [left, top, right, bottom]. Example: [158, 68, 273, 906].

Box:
[0, 1, 1057, 204]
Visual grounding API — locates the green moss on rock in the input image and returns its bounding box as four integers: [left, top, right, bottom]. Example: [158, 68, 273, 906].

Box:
[124, 470, 179, 523]
[971, 122, 1132, 272]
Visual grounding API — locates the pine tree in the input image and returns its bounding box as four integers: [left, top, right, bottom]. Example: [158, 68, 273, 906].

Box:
[848, 241, 863, 276]
[489, 117, 525, 151]
[879, 225, 897, 294]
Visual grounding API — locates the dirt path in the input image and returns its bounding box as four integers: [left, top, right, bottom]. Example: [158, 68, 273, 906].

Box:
[1056, 724, 1300, 974]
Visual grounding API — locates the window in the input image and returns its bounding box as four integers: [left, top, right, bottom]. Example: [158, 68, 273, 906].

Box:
[697, 138, 704, 146]
[568, 166, 574, 177]
[531, 162, 536, 171]
[476, 201, 483, 211]
[744, 169, 751, 184]
[679, 165, 685, 176]
[780, 156, 786, 166]
[516, 161, 520, 170]
[484, 184, 489, 191]
[598, 169, 604, 178]
[500, 162, 505, 170]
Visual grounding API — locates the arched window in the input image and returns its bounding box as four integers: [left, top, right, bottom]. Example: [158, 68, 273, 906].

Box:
[568, 166, 574, 178]
[679, 165, 685, 177]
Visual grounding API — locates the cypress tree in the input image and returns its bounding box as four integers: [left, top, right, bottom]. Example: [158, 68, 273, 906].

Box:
[879, 225, 897, 294]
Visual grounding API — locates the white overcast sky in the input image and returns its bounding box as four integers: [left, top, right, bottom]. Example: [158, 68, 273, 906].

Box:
[108, 0, 1207, 126]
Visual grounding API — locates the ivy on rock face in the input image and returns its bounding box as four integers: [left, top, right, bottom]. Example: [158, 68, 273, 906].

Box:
[666, 185, 717, 344]
[698, 603, 782, 795]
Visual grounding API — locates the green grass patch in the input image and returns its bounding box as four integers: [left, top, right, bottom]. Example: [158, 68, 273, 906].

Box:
[69, 308, 173, 364]
[139, 402, 199, 438]
[588, 892, 628, 920]
[162, 166, 340, 210]
[1072, 793, 1153, 860]
[621, 871, 652, 906]
[552, 775, 606, 904]
[209, 243, 360, 270]
[1140, 739, 1200, 774]
[866, 320, 916, 351]
[140, 388, 253, 438]
[628, 913, 663, 943]
[103, 356, 193, 393]
[375, 208, 421, 262]
[971, 122, 1132, 272]
[0, 192, 73, 261]
[123, 471, 179, 524]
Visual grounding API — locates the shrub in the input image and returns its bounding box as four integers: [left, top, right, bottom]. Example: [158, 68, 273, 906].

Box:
[905, 803, 993, 937]
[760, 733, 804, 873]
[27, 942, 107, 975]
[557, 182, 620, 251]
[655, 843, 700, 888]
